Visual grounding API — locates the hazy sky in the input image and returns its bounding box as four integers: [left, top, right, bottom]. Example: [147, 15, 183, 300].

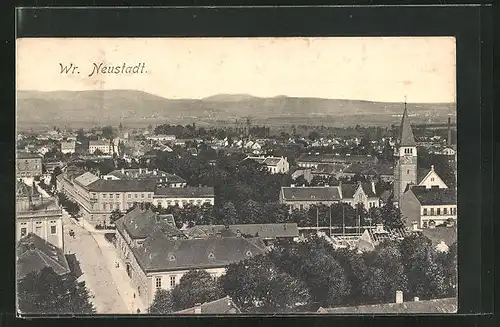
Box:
[16, 37, 456, 103]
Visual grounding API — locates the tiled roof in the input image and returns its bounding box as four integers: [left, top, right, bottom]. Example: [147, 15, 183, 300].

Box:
[154, 186, 214, 198]
[417, 168, 431, 184]
[313, 164, 345, 175]
[317, 297, 457, 314]
[17, 233, 70, 279]
[74, 172, 100, 187]
[17, 152, 42, 159]
[360, 183, 377, 198]
[107, 169, 186, 184]
[281, 186, 341, 201]
[420, 227, 457, 247]
[344, 163, 394, 176]
[87, 179, 156, 192]
[411, 187, 456, 205]
[116, 207, 183, 239]
[89, 140, 109, 146]
[399, 106, 416, 147]
[263, 157, 283, 166]
[298, 154, 376, 164]
[175, 296, 241, 314]
[188, 223, 299, 239]
[133, 231, 267, 272]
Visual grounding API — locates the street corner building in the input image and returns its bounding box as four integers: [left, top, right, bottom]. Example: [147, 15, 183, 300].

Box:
[113, 207, 268, 308]
[16, 151, 43, 179]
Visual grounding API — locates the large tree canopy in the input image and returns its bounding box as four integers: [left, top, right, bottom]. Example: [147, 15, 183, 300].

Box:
[17, 267, 95, 314]
[171, 269, 222, 311]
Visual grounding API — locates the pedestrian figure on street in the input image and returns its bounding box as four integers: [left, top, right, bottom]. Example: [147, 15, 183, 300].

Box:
[133, 293, 136, 299]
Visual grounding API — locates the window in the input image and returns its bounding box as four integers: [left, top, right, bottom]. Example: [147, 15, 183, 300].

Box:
[103, 194, 107, 198]
[155, 277, 162, 288]
[116, 194, 119, 198]
[141, 194, 144, 198]
[50, 225, 56, 234]
[437, 208, 441, 215]
[444, 208, 448, 215]
[148, 194, 152, 198]
[299, 204, 304, 210]
[423, 208, 428, 216]
[407, 170, 410, 174]
[430, 208, 435, 215]
[423, 221, 428, 228]
[431, 178, 435, 182]
[128, 194, 131, 199]
[20, 228, 27, 237]
[103, 203, 107, 210]
[170, 276, 176, 288]
[110, 194, 113, 199]
[452, 208, 457, 215]
[135, 194, 138, 198]
[35, 226, 42, 235]
[210, 273, 217, 281]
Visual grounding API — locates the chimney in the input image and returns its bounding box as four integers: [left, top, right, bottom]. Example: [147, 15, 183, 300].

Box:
[431, 165, 435, 171]
[414, 297, 420, 302]
[395, 290, 403, 304]
[194, 303, 202, 314]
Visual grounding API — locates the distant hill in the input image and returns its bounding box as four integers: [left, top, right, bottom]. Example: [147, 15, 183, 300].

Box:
[16, 90, 456, 130]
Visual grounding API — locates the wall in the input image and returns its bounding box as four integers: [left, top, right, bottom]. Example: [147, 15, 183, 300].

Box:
[400, 191, 421, 228]
[420, 204, 457, 228]
[17, 214, 64, 250]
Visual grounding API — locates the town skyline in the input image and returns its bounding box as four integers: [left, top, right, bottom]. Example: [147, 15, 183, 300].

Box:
[16, 37, 456, 103]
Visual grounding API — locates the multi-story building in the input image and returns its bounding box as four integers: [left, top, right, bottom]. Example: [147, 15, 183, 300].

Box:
[57, 171, 215, 224]
[102, 168, 187, 188]
[16, 180, 64, 250]
[279, 181, 379, 211]
[146, 134, 176, 142]
[245, 156, 290, 174]
[400, 186, 457, 229]
[114, 208, 267, 309]
[60, 141, 76, 154]
[297, 154, 378, 170]
[88, 140, 112, 154]
[16, 152, 43, 178]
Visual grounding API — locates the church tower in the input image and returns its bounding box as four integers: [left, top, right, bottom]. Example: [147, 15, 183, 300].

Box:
[393, 100, 417, 205]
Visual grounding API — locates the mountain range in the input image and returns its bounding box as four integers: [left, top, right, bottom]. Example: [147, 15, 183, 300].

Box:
[16, 90, 456, 130]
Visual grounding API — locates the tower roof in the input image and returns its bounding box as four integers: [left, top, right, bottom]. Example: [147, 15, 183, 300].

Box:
[399, 103, 416, 146]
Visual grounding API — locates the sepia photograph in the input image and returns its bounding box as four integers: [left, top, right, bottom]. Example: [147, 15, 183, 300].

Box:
[16, 37, 457, 315]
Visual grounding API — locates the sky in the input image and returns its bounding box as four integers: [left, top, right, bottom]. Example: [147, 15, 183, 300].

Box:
[16, 37, 456, 103]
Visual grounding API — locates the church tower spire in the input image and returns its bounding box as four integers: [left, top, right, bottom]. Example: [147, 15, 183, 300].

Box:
[393, 97, 418, 206]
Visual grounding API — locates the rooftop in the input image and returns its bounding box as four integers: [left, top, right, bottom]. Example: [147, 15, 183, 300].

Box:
[89, 140, 109, 146]
[17, 152, 42, 160]
[420, 227, 457, 247]
[317, 297, 457, 314]
[175, 296, 241, 314]
[17, 233, 70, 279]
[133, 230, 267, 272]
[281, 186, 342, 202]
[154, 186, 215, 198]
[107, 169, 186, 184]
[87, 179, 157, 192]
[116, 207, 183, 239]
[411, 187, 456, 206]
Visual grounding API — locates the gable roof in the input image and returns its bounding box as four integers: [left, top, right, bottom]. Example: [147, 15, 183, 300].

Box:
[17, 233, 70, 279]
[420, 227, 457, 247]
[399, 105, 416, 147]
[133, 231, 267, 272]
[411, 187, 456, 206]
[281, 186, 342, 202]
[317, 297, 457, 314]
[116, 207, 183, 239]
[175, 296, 241, 314]
[418, 166, 448, 188]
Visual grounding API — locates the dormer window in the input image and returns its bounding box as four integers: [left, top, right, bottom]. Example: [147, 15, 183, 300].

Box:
[208, 253, 215, 259]
[246, 251, 252, 257]
[169, 254, 176, 261]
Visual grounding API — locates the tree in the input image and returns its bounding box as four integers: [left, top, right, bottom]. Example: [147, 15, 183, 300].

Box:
[109, 209, 123, 224]
[149, 289, 173, 314]
[171, 270, 222, 311]
[17, 267, 95, 314]
[240, 199, 263, 224]
[101, 126, 114, 140]
[220, 202, 237, 226]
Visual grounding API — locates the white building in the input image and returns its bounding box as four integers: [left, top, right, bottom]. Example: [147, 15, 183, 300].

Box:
[88, 140, 112, 154]
[146, 134, 176, 141]
[61, 141, 76, 154]
[246, 156, 290, 174]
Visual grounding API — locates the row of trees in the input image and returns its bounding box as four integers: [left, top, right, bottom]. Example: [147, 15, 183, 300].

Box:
[148, 196, 404, 229]
[149, 234, 456, 313]
[57, 193, 80, 217]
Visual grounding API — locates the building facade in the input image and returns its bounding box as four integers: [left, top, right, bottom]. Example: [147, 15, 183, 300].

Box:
[16, 181, 64, 250]
[246, 156, 290, 174]
[88, 140, 112, 154]
[17, 152, 43, 178]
